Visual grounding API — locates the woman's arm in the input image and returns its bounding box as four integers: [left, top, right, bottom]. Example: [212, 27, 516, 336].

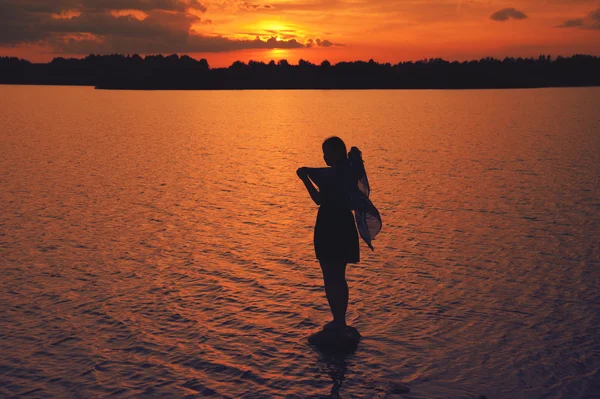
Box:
[297, 167, 325, 205]
[301, 167, 332, 182]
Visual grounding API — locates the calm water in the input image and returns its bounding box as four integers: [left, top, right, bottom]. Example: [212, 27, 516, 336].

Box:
[1, 86, 599, 399]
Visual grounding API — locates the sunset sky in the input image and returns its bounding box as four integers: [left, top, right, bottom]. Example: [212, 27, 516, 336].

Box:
[1, 0, 599, 67]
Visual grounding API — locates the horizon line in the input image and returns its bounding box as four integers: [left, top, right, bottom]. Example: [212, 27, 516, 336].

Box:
[2, 53, 598, 68]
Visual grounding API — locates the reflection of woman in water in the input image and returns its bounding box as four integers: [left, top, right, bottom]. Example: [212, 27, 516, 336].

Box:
[297, 137, 375, 331]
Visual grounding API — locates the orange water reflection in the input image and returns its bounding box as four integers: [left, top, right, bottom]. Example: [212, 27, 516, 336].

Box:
[0, 86, 599, 398]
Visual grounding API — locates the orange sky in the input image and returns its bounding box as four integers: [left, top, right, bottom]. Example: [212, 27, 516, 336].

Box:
[1, 0, 599, 67]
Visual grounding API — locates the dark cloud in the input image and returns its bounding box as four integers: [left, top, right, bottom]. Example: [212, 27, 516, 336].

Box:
[237, 2, 273, 11]
[50, 34, 305, 54]
[316, 39, 332, 47]
[5, 0, 205, 13]
[305, 38, 342, 48]
[0, 2, 47, 44]
[490, 8, 528, 21]
[0, 0, 208, 45]
[80, 0, 207, 12]
[12, 0, 74, 13]
[558, 18, 585, 28]
[0, 0, 327, 53]
[45, 11, 196, 39]
[41, 9, 305, 54]
[558, 8, 600, 29]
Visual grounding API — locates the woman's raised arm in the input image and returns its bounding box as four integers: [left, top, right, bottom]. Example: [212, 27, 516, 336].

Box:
[297, 167, 329, 205]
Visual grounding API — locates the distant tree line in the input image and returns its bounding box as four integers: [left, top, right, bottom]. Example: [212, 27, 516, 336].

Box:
[0, 54, 599, 90]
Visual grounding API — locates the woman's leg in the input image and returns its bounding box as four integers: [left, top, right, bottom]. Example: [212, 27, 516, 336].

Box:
[319, 260, 348, 328]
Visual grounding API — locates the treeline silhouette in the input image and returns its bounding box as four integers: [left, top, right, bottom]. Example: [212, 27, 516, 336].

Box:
[1, 54, 599, 90]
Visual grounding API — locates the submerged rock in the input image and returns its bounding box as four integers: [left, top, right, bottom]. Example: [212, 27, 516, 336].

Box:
[308, 326, 361, 354]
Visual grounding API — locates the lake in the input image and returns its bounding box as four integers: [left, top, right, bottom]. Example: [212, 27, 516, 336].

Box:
[1, 86, 599, 398]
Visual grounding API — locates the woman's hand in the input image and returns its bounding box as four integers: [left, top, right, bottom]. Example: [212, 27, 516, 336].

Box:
[296, 167, 308, 179]
[297, 167, 321, 205]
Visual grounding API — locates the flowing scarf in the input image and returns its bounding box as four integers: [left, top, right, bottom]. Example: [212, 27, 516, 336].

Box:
[348, 147, 382, 251]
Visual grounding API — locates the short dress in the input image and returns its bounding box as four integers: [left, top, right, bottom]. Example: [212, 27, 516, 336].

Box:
[313, 164, 360, 264]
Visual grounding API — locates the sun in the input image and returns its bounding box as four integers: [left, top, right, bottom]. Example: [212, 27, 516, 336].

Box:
[268, 49, 291, 58]
[259, 20, 288, 32]
[252, 20, 298, 40]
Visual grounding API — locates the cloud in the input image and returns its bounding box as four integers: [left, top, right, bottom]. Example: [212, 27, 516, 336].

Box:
[0, 0, 208, 45]
[316, 38, 332, 47]
[45, 12, 304, 54]
[0, 0, 338, 53]
[490, 8, 528, 21]
[558, 8, 600, 29]
[0, 2, 47, 44]
[558, 18, 585, 28]
[10, 0, 205, 13]
[237, 2, 273, 11]
[41, 10, 306, 54]
[50, 33, 305, 54]
[305, 38, 342, 48]
[82, 0, 207, 13]
[45, 11, 196, 38]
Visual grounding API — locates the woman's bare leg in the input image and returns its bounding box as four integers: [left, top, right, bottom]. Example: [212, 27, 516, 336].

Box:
[319, 260, 348, 328]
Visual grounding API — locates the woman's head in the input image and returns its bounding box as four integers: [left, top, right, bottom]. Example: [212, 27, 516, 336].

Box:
[322, 136, 347, 166]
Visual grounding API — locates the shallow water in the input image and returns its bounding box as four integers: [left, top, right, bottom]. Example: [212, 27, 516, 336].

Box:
[1, 86, 599, 398]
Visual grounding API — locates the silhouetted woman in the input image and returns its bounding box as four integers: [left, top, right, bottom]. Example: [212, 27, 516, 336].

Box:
[297, 137, 365, 331]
